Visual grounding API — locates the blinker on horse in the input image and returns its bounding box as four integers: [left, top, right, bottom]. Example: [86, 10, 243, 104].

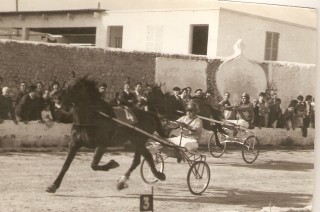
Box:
[46, 76, 167, 193]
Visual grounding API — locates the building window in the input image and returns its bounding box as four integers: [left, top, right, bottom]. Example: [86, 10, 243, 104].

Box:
[190, 25, 209, 55]
[108, 26, 123, 48]
[264, 31, 279, 61]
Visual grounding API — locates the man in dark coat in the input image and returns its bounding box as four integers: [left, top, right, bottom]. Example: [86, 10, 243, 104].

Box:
[15, 84, 42, 122]
[0, 87, 16, 121]
[119, 81, 135, 107]
[14, 81, 28, 108]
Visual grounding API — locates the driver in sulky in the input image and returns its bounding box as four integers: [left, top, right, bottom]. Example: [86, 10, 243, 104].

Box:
[147, 101, 203, 163]
[168, 101, 203, 151]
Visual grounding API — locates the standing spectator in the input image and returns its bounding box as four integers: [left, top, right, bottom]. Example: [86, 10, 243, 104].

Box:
[172, 87, 181, 101]
[0, 87, 16, 121]
[133, 82, 148, 110]
[99, 83, 108, 101]
[0, 76, 3, 91]
[256, 92, 270, 128]
[119, 81, 135, 107]
[268, 98, 282, 128]
[185, 87, 192, 99]
[171, 87, 183, 112]
[252, 99, 259, 128]
[179, 88, 188, 101]
[41, 89, 54, 122]
[310, 97, 315, 128]
[283, 99, 298, 130]
[41, 89, 52, 108]
[294, 95, 307, 134]
[179, 88, 191, 108]
[15, 85, 42, 122]
[14, 81, 28, 107]
[36, 81, 44, 97]
[219, 92, 235, 120]
[49, 82, 61, 99]
[192, 89, 205, 100]
[301, 95, 312, 137]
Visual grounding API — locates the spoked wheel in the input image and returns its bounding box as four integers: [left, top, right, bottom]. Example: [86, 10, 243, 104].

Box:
[242, 135, 260, 164]
[208, 131, 227, 158]
[140, 153, 164, 184]
[187, 161, 210, 195]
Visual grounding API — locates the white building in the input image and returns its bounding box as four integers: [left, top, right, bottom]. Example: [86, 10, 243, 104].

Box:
[0, 1, 317, 63]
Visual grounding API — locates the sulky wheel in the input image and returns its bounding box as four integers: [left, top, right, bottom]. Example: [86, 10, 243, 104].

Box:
[140, 153, 164, 184]
[187, 161, 210, 195]
[242, 135, 260, 164]
[208, 131, 227, 158]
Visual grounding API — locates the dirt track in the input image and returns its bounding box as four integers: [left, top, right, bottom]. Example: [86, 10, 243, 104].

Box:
[0, 147, 314, 212]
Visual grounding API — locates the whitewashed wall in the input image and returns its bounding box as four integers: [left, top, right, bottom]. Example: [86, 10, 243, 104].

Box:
[104, 9, 220, 57]
[217, 9, 317, 64]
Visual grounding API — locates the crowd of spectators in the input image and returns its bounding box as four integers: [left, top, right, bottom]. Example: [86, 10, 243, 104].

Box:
[218, 90, 315, 137]
[0, 75, 315, 138]
[0, 78, 73, 124]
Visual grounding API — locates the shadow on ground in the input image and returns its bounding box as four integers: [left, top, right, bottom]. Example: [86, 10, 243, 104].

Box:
[153, 187, 312, 209]
[229, 160, 313, 171]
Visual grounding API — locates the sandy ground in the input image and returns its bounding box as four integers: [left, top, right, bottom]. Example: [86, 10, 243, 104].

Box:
[0, 147, 314, 212]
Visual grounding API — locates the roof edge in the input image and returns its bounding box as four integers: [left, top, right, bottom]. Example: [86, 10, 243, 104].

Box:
[219, 8, 316, 30]
[0, 9, 107, 15]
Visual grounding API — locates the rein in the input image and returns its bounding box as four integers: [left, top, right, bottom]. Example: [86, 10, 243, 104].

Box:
[176, 110, 236, 127]
[98, 111, 177, 148]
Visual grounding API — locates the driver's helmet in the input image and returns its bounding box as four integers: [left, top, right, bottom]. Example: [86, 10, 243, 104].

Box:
[185, 101, 199, 113]
[241, 92, 250, 100]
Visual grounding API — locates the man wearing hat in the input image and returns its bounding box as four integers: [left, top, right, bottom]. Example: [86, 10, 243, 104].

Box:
[172, 87, 181, 101]
[15, 84, 43, 122]
[192, 88, 205, 100]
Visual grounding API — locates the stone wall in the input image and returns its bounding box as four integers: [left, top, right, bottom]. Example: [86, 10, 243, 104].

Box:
[0, 40, 157, 101]
[0, 39, 315, 106]
[0, 121, 314, 149]
[0, 40, 224, 102]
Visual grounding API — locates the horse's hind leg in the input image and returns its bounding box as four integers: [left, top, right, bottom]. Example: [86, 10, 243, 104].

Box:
[140, 145, 166, 181]
[46, 142, 80, 193]
[91, 144, 120, 171]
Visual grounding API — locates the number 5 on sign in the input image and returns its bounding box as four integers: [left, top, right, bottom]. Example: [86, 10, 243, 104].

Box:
[140, 187, 154, 211]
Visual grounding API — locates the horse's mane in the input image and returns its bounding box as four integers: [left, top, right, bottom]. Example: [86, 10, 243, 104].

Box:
[67, 75, 101, 104]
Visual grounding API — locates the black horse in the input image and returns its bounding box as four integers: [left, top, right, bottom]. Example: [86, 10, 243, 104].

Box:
[46, 76, 167, 193]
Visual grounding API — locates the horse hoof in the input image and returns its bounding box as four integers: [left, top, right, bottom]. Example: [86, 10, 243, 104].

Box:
[46, 184, 57, 193]
[117, 181, 128, 190]
[155, 172, 166, 181]
[108, 160, 120, 169]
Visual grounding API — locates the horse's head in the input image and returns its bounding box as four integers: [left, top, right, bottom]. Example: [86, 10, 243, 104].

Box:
[64, 76, 100, 107]
[144, 84, 164, 103]
[144, 83, 165, 111]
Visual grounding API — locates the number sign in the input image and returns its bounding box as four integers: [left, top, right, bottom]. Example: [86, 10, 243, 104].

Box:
[140, 194, 153, 211]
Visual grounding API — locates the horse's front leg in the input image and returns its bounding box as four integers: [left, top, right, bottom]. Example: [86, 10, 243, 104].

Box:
[91, 144, 120, 171]
[46, 142, 80, 193]
[117, 147, 141, 190]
